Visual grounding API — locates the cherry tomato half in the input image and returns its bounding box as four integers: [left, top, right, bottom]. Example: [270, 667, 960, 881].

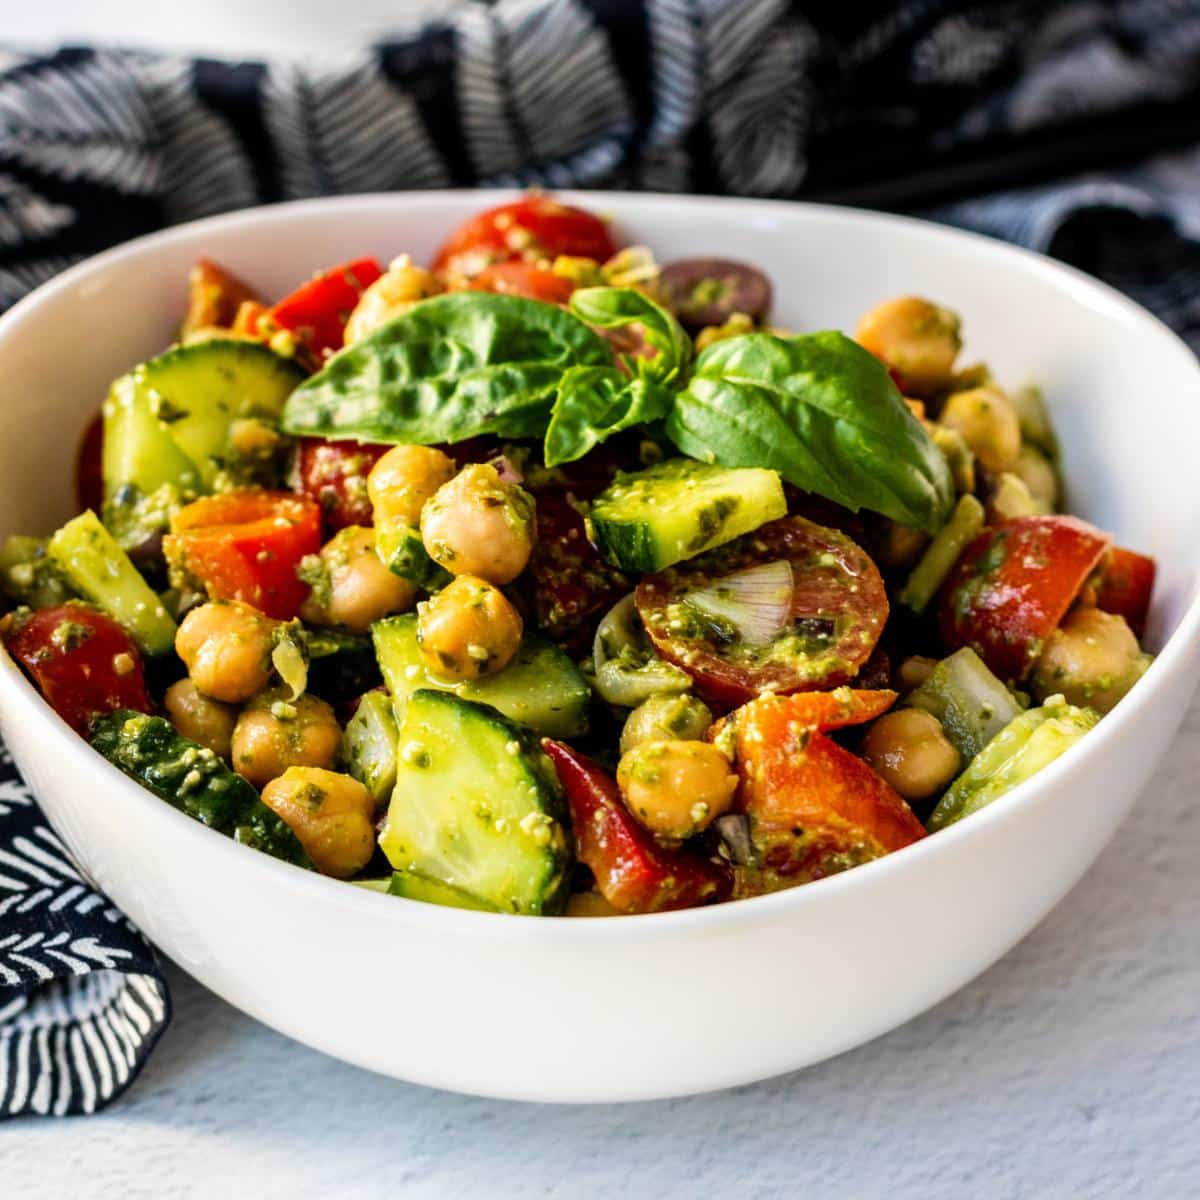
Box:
[75, 412, 104, 514]
[1095, 545, 1155, 639]
[939, 515, 1112, 684]
[635, 516, 890, 708]
[295, 438, 391, 532]
[542, 739, 732, 914]
[5, 603, 151, 735]
[432, 196, 617, 280]
[268, 257, 383, 359]
[463, 261, 576, 305]
[164, 490, 321, 620]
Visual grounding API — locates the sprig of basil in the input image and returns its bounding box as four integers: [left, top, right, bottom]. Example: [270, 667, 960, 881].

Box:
[544, 366, 673, 467]
[665, 331, 955, 534]
[567, 287, 690, 386]
[280, 292, 613, 444]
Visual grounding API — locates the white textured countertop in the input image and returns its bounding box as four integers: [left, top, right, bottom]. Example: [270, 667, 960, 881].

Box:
[5, 696, 1199, 1198]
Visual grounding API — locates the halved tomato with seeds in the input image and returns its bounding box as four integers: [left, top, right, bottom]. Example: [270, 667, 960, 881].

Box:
[939, 515, 1111, 684]
[635, 516, 889, 707]
[463, 261, 576, 305]
[295, 438, 390, 532]
[432, 196, 617, 280]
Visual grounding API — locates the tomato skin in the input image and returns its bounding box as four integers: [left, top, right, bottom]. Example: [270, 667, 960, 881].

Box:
[1095, 546, 1155, 639]
[939, 515, 1112, 684]
[433, 196, 617, 279]
[463, 262, 576, 305]
[5, 604, 151, 735]
[542, 740, 732, 914]
[164, 490, 322, 619]
[183, 258, 260, 335]
[75, 412, 104, 514]
[636, 516, 890, 708]
[295, 438, 390, 532]
[268, 257, 383, 358]
[529, 488, 629, 654]
[720, 691, 924, 894]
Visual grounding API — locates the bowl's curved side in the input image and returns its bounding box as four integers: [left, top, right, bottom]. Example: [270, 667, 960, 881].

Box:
[1, 192, 1198, 1101]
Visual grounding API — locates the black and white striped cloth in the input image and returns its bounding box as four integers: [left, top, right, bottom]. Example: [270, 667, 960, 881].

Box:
[3, 0, 1200, 1118]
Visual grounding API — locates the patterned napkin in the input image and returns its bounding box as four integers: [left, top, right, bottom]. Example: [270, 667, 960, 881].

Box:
[2, 0, 1199, 1117]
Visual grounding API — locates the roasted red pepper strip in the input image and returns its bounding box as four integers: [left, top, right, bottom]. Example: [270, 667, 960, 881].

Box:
[542, 740, 732, 914]
[939, 515, 1112, 684]
[720, 690, 924, 894]
[5, 603, 151, 735]
[1095, 546, 1156, 639]
[268, 257, 383, 358]
[164, 490, 321, 620]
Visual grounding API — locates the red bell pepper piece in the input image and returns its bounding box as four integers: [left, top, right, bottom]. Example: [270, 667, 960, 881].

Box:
[939, 515, 1112, 684]
[542, 740, 732, 914]
[720, 691, 925, 893]
[182, 258, 261, 336]
[268, 257, 383, 358]
[164, 490, 321, 620]
[1095, 546, 1156, 639]
[5, 603, 151, 735]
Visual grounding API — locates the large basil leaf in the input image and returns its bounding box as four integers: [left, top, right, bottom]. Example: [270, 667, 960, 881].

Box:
[544, 366, 673, 467]
[568, 287, 690, 386]
[280, 292, 613, 444]
[665, 331, 955, 534]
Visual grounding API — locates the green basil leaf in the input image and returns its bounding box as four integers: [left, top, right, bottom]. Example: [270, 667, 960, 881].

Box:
[665, 331, 955, 534]
[544, 366, 673, 467]
[280, 292, 613, 444]
[568, 287, 691, 385]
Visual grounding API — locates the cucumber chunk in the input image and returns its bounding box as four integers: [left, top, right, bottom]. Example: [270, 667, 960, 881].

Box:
[130, 339, 304, 487]
[387, 869, 501, 912]
[587, 457, 786, 573]
[47, 511, 177, 656]
[897, 493, 985, 614]
[342, 691, 398, 805]
[90, 710, 312, 867]
[0, 536, 76, 609]
[373, 614, 589, 738]
[905, 647, 1024, 762]
[927, 697, 1098, 831]
[374, 520, 449, 590]
[379, 691, 572, 915]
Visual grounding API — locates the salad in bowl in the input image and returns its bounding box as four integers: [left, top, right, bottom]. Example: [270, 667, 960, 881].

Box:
[0, 194, 1156, 918]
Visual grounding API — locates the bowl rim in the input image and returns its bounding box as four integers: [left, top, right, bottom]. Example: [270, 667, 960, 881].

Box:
[2, 188, 1198, 941]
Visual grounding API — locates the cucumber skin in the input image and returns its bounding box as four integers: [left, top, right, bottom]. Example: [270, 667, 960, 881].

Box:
[372, 614, 590, 738]
[303, 629, 382, 701]
[47, 511, 177, 657]
[90, 711, 312, 868]
[342, 690, 398, 805]
[587, 459, 787, 573]
[380, 690, 572, 916]
[387, 869, 501, 912]
[374, 522, 450, 590]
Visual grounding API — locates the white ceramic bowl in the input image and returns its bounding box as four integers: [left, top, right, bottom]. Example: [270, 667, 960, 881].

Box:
[2, 193, 1198, 1103]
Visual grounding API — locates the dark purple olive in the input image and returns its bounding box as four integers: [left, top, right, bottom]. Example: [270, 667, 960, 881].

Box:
[659, 258, 772, 330]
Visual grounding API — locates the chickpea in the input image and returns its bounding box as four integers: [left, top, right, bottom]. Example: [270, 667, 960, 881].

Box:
[855, 296, 961, 391]
[616, 740, 738, 841]
[260, 767, 376, 878]
[231, 689, 342, 787]
[1013, 444, 1058, 512]
[939, 386, 1021, 473]
[620, 693, 713, 755]
[300, 526, 417, 633]
[860, 709, 962, 802]
[367, 444, 456, 527]
[163, 678, 238, 758]
[420, 463, 535, 585]
[176, 601, 277, 703]
[416, 575, 523, 681]
[1030, 607, 1143, 714]
[343, 258, 442, 345]
[894, 655, 938, 693]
